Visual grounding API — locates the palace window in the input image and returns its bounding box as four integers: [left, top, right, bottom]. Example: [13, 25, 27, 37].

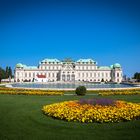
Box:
[71, 74, 75, 81]
[62, 75, 65, 81]
[117, 73, 119, 77]
[52, 73, 54, 77]
[25, 73, 27, 77]
[90, 73, 92, 77]
[102, 73, 104, 77]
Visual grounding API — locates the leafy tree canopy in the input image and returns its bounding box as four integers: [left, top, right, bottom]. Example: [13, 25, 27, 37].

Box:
[133, 72, 140, 82]
[0, 66, 13, 83]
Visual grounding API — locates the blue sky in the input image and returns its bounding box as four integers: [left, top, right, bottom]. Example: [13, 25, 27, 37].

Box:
[0, 0, 140, 77]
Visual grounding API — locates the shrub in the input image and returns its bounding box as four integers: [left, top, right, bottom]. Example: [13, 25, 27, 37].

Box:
[75, 86, 86, 96]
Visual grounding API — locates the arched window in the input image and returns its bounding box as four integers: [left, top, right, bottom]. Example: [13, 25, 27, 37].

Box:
[67, 74, 70, 81]
[29, 73, 31, 77]
[71, 74, 75, 81]
[62, 74, 65, 81]
[25, 73, 27, 77]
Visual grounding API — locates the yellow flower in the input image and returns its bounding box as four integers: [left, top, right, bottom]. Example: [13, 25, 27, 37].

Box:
[42, 100, 140, 123]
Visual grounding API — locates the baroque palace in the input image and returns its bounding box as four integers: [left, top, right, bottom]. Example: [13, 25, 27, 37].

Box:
[14, 58, 123, 83]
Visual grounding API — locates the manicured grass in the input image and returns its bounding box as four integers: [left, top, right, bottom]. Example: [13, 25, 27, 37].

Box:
[0, 94, 140, 140]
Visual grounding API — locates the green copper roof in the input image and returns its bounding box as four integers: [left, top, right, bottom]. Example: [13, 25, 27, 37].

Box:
[98, 66, 111, 70]
[24, 66, 37, 69]
[62, 58, 73, 63]
[16, 63, 23, 68]
[113, 63, 121, 68]
[110, 65, 113, 69]
[16, 63, 37, 69]
[41, 58, 60, 63]
[76, 59, 96, 63]
[40, 58, 97, 64]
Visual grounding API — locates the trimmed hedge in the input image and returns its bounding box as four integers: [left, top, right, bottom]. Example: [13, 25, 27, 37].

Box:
[75, 86, 86, 96]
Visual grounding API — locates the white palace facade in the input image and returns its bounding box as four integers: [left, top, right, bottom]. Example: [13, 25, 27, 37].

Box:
[14, 58, 123, 83]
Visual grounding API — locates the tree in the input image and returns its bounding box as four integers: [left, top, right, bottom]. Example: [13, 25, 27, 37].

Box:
[5, 66, 9, 78]
[0, 67, 6, 83]
[8, 67, 12, 82]
[0, 66, 13, 83]
[134, 72, 140, 82]
[0, 69, 2, 83]
[75, 86, 87, 96]
[8, 67, 12, 77]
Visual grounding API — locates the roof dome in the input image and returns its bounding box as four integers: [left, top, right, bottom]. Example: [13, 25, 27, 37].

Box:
[113, 63, 121, 68]
[98, 66, 111, 70]
[41, 58, 60, 63]
[16, 63, 23, 68]
[76, 59, 96, 64]
[110, 65, 113, 69]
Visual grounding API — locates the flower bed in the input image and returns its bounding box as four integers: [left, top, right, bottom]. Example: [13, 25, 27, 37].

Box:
[0, 88, 64, 96]
[42, 99, 140, 123]
[66, 89, 140, 95]
[98, 89, 140, 96]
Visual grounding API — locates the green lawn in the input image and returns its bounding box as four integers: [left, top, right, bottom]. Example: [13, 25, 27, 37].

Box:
[0, 94, 140, 140]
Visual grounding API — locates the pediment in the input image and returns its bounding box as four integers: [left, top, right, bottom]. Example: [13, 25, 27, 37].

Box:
[61, 64, 74, 71]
